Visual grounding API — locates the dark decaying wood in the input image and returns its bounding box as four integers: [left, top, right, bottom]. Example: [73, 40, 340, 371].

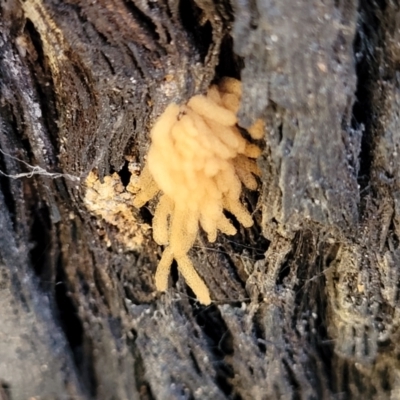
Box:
[1, 0, 400, 399]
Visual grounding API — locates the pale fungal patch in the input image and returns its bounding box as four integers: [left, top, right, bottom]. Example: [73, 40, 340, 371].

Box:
[84, 170, 150, 250]
[133, 77, 264, 305]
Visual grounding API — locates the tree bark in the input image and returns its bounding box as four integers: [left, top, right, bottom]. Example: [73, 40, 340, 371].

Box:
[0, 0, 399, 399]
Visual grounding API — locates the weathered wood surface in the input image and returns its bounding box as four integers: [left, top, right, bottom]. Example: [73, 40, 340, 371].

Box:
[1, 0, 400, 399]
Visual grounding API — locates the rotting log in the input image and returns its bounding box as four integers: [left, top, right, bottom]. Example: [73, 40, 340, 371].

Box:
[1, 0, 400, 399]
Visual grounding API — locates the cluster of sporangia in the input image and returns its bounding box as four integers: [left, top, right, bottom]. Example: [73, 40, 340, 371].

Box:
[133, 77, 263, 305]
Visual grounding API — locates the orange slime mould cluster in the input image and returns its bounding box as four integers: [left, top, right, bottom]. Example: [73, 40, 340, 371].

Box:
[133, 77, 264, 305]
